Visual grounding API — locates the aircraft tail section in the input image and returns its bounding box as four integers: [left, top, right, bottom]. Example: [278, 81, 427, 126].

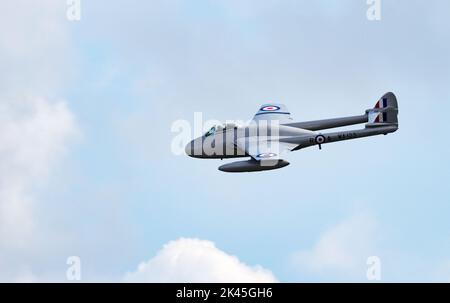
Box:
[366, 92, 399, 128]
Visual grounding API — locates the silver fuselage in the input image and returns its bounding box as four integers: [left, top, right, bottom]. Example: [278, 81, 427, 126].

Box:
[185, 124, 316, 159]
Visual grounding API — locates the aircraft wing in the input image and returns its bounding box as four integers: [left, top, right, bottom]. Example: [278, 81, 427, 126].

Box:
[252, 104, 293, 123]
[235, 137, 295, 161]
[219, 138, 293, 172]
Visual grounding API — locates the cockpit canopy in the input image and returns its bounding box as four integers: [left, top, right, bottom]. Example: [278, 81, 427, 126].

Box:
[205, 126, 216, 137]
[204, 122, 241, 137]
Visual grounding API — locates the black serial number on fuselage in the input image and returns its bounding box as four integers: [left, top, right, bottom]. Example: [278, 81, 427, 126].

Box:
[309, 132, 358, 144]
[337, 132, 358, 140]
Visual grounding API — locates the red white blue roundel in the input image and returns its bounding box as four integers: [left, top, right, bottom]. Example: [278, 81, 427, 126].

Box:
[257, 153, 277, 159]
[260, 105, 280, 112]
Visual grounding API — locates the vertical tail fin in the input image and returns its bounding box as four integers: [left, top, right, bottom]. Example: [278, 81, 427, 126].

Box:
[366, 92, 399, 128]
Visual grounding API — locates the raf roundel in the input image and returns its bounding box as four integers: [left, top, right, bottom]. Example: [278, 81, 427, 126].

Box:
[260, 105, 280, 112]
[315, 135, 326, 145]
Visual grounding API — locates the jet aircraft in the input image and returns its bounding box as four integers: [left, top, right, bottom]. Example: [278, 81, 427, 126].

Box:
[186, 92, 399, 172]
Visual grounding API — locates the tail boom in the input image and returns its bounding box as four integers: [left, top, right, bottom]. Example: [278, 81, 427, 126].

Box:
[283, 114, 368, 131]
[282, 125, 398, 151]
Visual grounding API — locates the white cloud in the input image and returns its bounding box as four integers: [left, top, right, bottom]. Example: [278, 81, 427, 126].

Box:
[124, 238, 278, 283]
[11, 268, 38, 283]
[0, 1, 72, 96]
[0, 97, 77, 247]
[0, 1, 77, 280]
[292, 213, 378, 280]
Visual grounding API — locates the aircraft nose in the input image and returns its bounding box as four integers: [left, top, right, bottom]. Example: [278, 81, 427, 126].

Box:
[185, 139, 204, 158]
[185, 141, 193, 157]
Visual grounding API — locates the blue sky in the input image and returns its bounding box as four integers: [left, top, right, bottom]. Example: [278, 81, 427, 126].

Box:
[1, 0, 450, 282]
